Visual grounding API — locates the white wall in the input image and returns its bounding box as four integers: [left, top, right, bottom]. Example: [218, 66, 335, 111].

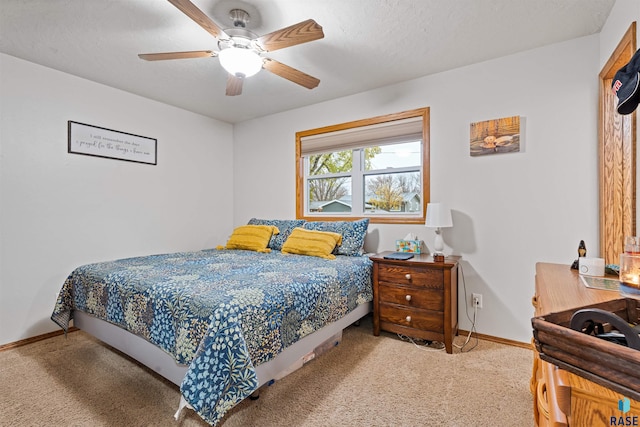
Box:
[599, 0, 639, 66]
[0, 53, 234, 345]
[233, 35, 601, 343]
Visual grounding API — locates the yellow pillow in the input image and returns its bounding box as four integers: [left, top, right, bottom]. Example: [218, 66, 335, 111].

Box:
[218, 225, 279, 253]
[281, 227, 343, 260]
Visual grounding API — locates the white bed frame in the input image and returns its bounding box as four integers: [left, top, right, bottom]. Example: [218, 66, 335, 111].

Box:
[74, 302, 371, 387]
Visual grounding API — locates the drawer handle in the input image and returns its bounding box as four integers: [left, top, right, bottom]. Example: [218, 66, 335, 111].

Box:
[405, 315, 412, 322]
[405, 294, 412, 302]
[405, 274, 411, 280]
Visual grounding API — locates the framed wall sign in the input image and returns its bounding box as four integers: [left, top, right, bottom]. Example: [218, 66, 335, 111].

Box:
[68, 121, 157, 165]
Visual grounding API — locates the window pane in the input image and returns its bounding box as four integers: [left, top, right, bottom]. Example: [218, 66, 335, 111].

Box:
[365, 141, 421, 170]
[308, 150, 352, 176]
[364, 172, 421, 213]
[308, 177, 352, 213]
[296, 108, 429, 223]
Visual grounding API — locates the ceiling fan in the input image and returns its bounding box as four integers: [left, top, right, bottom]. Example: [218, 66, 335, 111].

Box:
[138, 0, 324, 96]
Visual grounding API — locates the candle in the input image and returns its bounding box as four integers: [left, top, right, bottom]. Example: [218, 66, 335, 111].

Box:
[619, 253, 640, 297]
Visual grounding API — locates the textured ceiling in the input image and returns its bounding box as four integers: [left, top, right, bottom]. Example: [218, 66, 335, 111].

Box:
[0, 0, 615, 123]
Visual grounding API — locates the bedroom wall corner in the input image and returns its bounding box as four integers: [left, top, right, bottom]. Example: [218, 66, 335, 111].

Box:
[0, 53, 234, 346]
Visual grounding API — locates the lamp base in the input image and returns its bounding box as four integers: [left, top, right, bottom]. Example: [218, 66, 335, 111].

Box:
[433, 253, 445, 263]
[433, 230, 445, 253]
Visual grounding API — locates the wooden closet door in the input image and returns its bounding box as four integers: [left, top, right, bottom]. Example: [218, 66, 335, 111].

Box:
[599, 23, 636, 265]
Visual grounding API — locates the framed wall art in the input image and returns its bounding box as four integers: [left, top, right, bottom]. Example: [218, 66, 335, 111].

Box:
[470, 115, 520, 157]
[68, 121, 157, 165]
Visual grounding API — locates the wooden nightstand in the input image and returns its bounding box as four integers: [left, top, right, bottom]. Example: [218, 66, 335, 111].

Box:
[370, 252, 460, 354]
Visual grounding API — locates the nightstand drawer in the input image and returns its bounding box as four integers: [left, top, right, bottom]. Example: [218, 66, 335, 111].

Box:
[378, 283, 443, 311]
[379, 303, 444, 331]
[377, 264, 443, 288]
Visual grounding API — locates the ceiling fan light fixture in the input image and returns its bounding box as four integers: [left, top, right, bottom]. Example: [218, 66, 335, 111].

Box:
[218, 47, 263, 78]
[140, 1, 324, 95]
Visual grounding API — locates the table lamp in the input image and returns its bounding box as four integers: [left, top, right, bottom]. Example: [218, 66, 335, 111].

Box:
[425, 202, 453, 261]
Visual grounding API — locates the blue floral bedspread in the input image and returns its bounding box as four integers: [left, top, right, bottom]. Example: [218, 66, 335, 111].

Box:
[51, 249, 373, 425]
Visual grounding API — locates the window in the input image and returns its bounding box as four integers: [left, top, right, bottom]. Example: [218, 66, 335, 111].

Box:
[296, 108, 430, 224]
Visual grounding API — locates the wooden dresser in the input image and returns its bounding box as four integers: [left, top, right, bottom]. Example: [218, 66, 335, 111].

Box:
[370, 252, 459, 354]
[533, 263, 640, 426]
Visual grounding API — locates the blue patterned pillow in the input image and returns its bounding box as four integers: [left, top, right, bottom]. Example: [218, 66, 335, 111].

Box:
[303, 218, 369, 256]
[247, 218, 306, 251]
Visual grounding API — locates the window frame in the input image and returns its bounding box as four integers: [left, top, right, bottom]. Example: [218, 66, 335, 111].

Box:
[295, 107, 430, 224]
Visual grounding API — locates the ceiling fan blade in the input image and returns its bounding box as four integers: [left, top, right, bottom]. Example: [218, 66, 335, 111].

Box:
[167, 0, 229, 40]
[138, 50, 216, 61]
[256, 19, 324, 52]
[226, 75, 244, 96]
[263, 58, 320, 89]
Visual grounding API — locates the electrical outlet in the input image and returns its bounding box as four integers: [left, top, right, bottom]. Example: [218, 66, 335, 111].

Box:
[472, 293, 483, 309]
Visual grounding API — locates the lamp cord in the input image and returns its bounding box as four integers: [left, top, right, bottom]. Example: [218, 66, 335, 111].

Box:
[454, 262, 478, 352]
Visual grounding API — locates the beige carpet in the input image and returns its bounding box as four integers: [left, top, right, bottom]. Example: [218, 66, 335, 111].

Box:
[1, 315, 533, 426]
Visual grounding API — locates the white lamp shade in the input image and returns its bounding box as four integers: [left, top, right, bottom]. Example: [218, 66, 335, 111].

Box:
[218, 47, 263, 78]
[425, 202, 453, 228]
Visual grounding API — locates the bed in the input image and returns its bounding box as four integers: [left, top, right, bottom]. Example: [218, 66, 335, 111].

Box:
[51, 219, 372, 426]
